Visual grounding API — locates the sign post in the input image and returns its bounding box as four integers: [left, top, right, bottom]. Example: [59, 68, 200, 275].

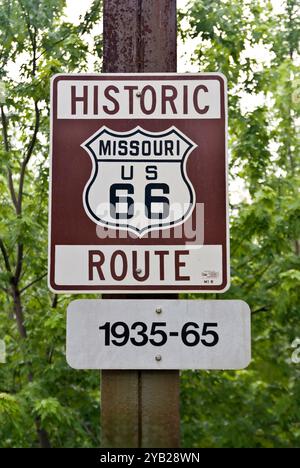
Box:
[101, 0, 179, 448]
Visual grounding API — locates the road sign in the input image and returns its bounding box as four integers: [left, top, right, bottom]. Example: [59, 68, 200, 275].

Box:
[49, 73, 229, 293]
[66, 300, 251, 370]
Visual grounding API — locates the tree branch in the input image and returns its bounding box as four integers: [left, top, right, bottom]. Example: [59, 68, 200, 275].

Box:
[252, 306, 270, 315]
[17, 100, 40, 214]
[245, 263, 272, 294]
[36, 32, 72, 61]
[0, 238, 12, 274]
[0, 105, 18, 211]
[51, 294, 58, 309]
[11, 283, 27, 339]
[0, 104, 9, 151]
[20, 272, 47, 294]
[17, 0, 34, 48]
[46, 294, 58, 364]
[79, 0, 102, 35]
[14, 100, 40, 282]
[15, 243, 24, 283]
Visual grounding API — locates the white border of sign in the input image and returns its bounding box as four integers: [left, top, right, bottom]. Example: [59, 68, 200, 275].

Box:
[48, 73, 230, 294]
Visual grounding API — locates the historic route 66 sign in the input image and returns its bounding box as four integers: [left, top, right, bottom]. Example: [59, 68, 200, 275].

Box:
[49, 73, 229, 293]
[81, 126, 196, 237]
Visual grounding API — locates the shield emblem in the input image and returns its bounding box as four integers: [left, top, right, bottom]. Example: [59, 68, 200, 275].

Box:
[81, 126, 197, 237]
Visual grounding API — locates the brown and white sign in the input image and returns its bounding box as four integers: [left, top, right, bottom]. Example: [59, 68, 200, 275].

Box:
[48, 73, 229, 293]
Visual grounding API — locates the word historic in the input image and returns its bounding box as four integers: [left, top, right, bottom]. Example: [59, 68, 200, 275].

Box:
[55, 77, 222, 120]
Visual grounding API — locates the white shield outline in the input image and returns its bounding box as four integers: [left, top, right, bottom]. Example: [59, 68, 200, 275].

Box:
[81, 126, 197, 238]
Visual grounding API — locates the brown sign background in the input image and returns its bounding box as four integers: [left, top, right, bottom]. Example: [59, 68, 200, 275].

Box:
[49, 74, 229, 293]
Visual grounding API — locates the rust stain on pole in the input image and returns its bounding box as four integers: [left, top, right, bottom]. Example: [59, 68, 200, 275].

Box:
[103, 0, 177, 73]
[101, 370, 139, 447]
[141, 0, 177, 72]
[101, 0, 180, 448]
[141, 371, 180, 448]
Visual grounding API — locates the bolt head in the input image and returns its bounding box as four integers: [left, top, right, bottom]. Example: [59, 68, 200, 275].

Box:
[155, 355, 162, 362]
[136, 268, 142, 274]
[156, 307, 162, 314]
[136, 92, 142, 97]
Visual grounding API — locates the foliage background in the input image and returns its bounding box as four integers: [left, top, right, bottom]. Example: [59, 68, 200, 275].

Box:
[0, 0, 299, 448]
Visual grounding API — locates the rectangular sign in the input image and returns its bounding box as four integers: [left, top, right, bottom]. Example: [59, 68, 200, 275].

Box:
[66, 300, 251, 370]
[49, 73, 229, 293]
[56, 79, 221, 119]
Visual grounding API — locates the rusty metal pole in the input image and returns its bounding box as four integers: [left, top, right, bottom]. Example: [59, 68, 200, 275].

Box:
[101, 0, 180, 448]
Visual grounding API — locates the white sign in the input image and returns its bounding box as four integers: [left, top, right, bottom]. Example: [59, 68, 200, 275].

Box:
[56, 78, 221, 119]
[66, 300, 251, 370]
[81, 126, 197, 237]
[55, 245, 222, 287]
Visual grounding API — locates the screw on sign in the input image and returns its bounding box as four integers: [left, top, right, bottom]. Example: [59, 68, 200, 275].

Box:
[48, 74, 229, 293]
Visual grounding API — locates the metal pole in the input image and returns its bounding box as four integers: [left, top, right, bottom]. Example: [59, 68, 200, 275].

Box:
[101, 0, 180, 448]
